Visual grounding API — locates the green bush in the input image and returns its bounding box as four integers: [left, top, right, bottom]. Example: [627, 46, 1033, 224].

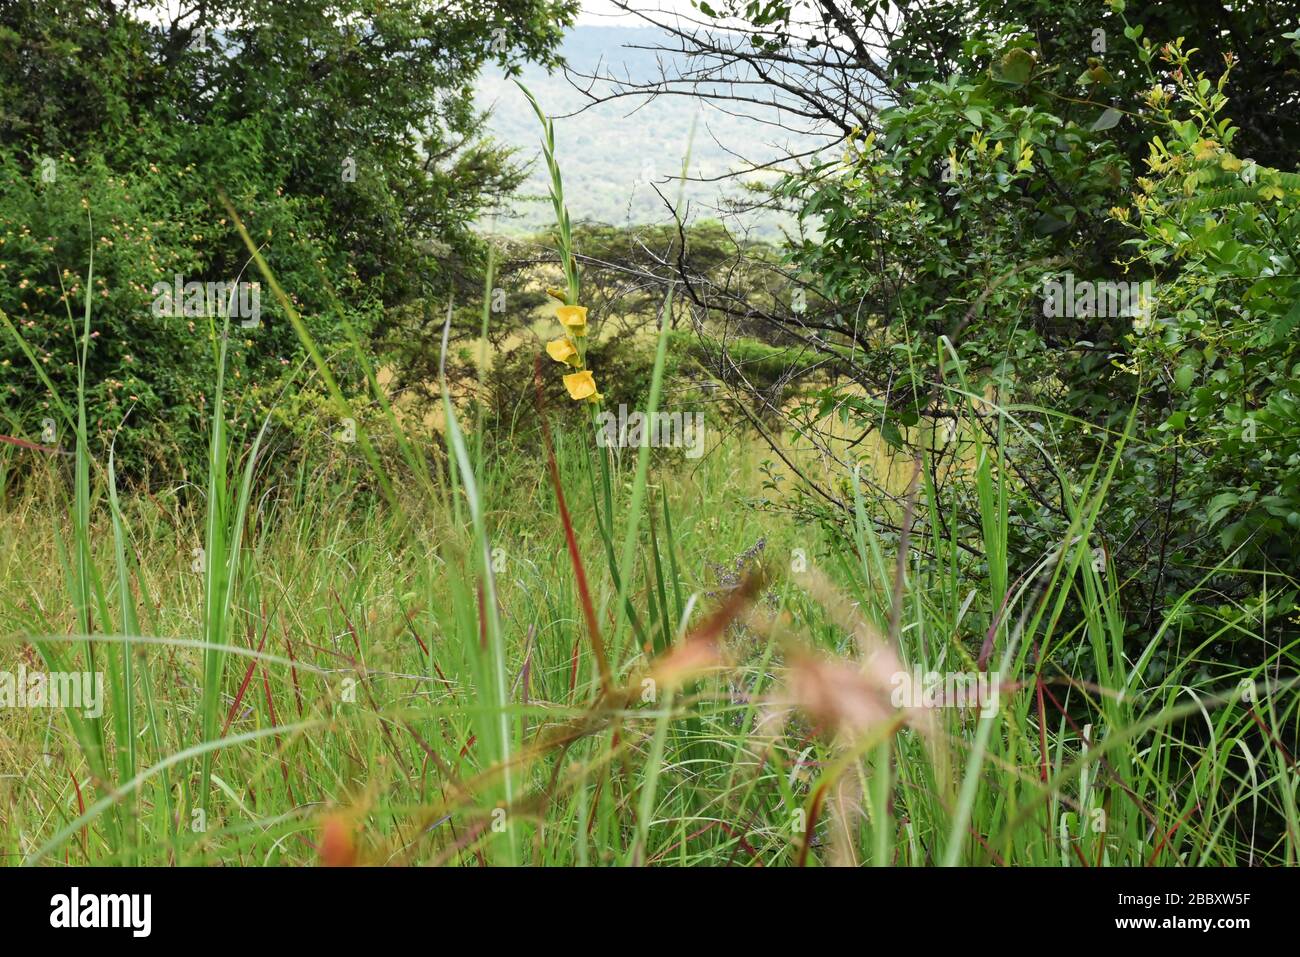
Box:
[769, 23, 1299, 668]
[1117, 44, 1300, 639]
[0, 0, 574, 483]
[0, 139, 359, 482]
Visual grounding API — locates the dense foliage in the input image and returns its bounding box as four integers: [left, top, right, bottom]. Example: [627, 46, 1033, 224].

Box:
[0, 0, 575, 479]
[2, 1, 1299, 873]
[675, 1, 1300, 666]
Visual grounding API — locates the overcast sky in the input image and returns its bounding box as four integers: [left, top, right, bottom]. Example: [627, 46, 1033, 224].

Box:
[576, 2, 844, 40]
[577, 0, 704, 27]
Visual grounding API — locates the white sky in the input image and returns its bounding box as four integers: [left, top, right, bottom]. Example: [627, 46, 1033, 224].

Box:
[577, 0, 703, 27]
[576, 2, 857, 41]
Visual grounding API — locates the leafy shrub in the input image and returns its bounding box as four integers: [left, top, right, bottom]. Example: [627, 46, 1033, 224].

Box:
[0, 139, 359, 482]
[767, 23, 1299, 668]
[0, 0, 574, 483]
[1116, 42, 1300, 638]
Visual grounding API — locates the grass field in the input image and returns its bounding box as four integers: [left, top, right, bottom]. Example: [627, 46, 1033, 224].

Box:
[2, 291, 1296, 866]
[2, 73, 1297, 870]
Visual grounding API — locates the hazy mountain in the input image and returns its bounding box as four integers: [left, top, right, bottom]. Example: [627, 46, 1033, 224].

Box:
[477, 25, 816, 236]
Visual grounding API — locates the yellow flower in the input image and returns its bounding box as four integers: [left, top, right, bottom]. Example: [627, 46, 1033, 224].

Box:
[563, 370, 600, 402]
[546, 336, 579, 366]
[557, 304, 588, 337]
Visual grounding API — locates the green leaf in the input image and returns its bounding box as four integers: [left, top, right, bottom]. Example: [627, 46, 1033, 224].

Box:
[1161, 411, 1188, 431]
[997, 48, 1034, 85]
[881, 418, 905, 449]
[1033, 211, 1069, 235]
[1207, 491, 1240, 527]
[1272, 294, 1300, 342]
[1091, 107, 1122, 132]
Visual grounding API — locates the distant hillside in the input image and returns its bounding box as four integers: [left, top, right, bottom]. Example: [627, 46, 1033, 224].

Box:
[477, 25, 818, 237]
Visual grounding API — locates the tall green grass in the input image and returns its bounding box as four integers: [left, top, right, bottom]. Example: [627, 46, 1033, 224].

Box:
[1, 99, 1297, 868]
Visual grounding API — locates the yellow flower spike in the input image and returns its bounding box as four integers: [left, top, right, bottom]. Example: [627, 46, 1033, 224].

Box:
[546, 336, 580, 366]
[556, 304, 588, 337]
[563, 370, 598, 401]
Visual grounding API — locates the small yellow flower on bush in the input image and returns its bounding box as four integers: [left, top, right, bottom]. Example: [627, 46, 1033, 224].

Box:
[563, 369, 600, 402]
[546, 337, 579, 366]
[557, 304, 588, 336]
